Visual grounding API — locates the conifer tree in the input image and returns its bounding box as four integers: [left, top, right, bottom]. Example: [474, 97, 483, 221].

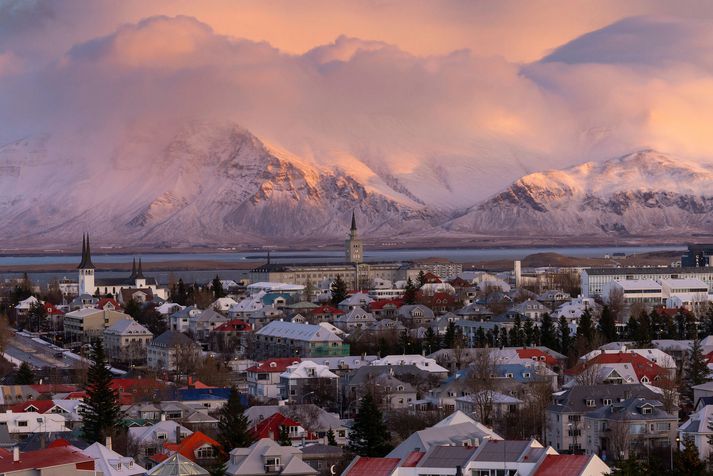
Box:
[523, 318, 534, 346]
[444, 322, 456, 348]
[347, 394, 392, 457]
[417, 270, 427, 287]
[14, 362, 35, 385]
[423, 327, 440, 353]
[402, 278, 418, 305]
[558, 316, 571, 355]
[540, 313, 557, 350]
[674, 435, 706, 476]
[278, 425, 292, 446]
[217, 387, 255, 451]
[598, 305, 618, 343]
[327, 428, 337, 446]
[576, 309, 595, 343]
[330, 276, 348, 306]
[175, 278, 188, 305]
[79, 340, 122, 443]
[683, 337, 710, 407]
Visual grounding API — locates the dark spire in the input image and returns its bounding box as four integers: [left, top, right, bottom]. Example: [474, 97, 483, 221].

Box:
[350, 210, 357, 232]
[77, 233, 95, 270]
[130, 258, 137, 279]
[135, 258, 145, 279]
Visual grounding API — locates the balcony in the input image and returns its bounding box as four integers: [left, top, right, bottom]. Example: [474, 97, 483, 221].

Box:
[264, 464, 283, 473]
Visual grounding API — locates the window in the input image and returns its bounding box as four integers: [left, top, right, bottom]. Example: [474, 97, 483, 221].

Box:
[603, 399, 612, 406]
[17, 421, 28, 427]
[586, 400, 596, 407]
[196, 447, 215, 459]
[265, 457, 281, 466]
[641, 406, 652, 415]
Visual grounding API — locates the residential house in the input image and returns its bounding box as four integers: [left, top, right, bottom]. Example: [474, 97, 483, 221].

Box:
[209, 319, 251, 354]
[245, 405, 349, 447]
[510, 299, 551, 321]
[250, 413, 308, 444]
[307, 305, 343, 324]
[0, 445, 97, 475]
[583, 398, 677, 459]
[169, 306, 201, 333]
[63, 308, 132, 342]
[128, 419, 193, 465]
[247, 358, 302, 401]
[337, 293, 374, 312]
[279, 361, 339, 405]
[225, 438, 317, 476]
[455, 391, 524, 422]
[679, 404, 713, 461]
[147, 331, 201, 373]
[396, 305, 435, 328]
[189, 309, 229, 341]
[104, 319, 153, 363]
[83, 440, 146, 476]
[333, 308, 376, 332]
[370, 355, 448, 378]
[160, 431, 223, 468]
[253, 321, 348, 360]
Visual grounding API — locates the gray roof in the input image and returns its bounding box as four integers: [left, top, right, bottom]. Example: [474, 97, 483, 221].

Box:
[300, 444, 343, 456]
[256, 321, 342, 343]
[471, 440, 531, 462]
[418, 445, 477, 468]
[585, 397, 675, 421]
[147, 453, 209, 475]
[150, 330, 197, 348]
[548, 384, 661, 414]
[348, 365, 434, 387]
[583, 266, 709, 276]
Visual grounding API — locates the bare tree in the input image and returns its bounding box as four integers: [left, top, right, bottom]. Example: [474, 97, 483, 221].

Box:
[464, 348, 500, 425]
[607, 287, 626, 323]
[574, 363, 603, 386]
[657, 375, 680, 415]
[173, 343, 200, 383]
[608, 420, 632, 461]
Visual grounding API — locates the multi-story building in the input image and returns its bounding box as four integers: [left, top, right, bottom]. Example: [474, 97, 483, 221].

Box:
[147, 331, 201, 372]
[247, 358, 302, 401]
[546, 384, 662, 454]
[583, 398, 677, 459]
[278, 361, 339, 403]
[103, 318, 153, 363]
[63, 307, 132, 342]
[412, 257, 463, 279]
[253, 321, 348, 360]
[581, 266, 713, 298]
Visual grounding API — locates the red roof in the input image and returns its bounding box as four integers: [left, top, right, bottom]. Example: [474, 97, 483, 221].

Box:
[421, 272, 442, 284]
[246, 357, 301, 373]
[213, 319, 251, 332]
[369, 299, 403, 311]
[344, 457, 401, 476]
[69, 390, 134, 405]
[48, 438, 71, 448]
[448, 277, 470, 287]
[150, 453, 169, 463]
[252, 413, 304, 441]
[29, 384, 79, 394]
[516, 348, 559, 366]
[566, 352, 667, 382]
[533, 454, 592, 476]
[163, 431, 222, 462]
[0, 446, 95, 473]
[42, 302, 64, 315]
[400, 451, 424, 468]
[310, 305, 343, 316]
[96, 298, 122, 310]
[9, 400, 56, 414]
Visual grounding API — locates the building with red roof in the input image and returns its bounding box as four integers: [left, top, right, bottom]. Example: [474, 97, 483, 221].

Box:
[369, 299, 402, 319]
[251, 412, 310, 442]
[162, 431, 223, 466]
[209, 319, 252, 353]
[565, 351, 668, 385]
[246, 358, 301, 401]
[516, 348, 560, 367]
[96, 297, 122, 311]
[417, 291, 455, 314]
[533, 454, 610, 476]
[342, 457, 402, 476]
[0, 446, 96, 475]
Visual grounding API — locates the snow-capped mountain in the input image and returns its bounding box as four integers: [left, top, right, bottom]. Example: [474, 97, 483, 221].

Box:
[0, 122, 439, 247]
[447, 150, 713, 236]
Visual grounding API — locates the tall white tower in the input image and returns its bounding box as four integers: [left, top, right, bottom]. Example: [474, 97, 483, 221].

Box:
[345, 211, 363, 264]
[77, 233, 96, 295]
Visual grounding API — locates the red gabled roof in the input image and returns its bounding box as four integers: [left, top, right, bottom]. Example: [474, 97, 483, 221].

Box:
[400, 451, 424, 467]
[421, 272, 442, 284]
[369, 299, 403, 311]
[30, 384, 79, 395]
[163, 431, 222, 462]
[246, 357, 301, 373]
[150, 453, 169, 463]
[251, 413, 304, 441]
[448, 277, 470, 287]
[43, 302, 64, 315]
[533, 454, 592, 476]
[344, 457, 401, 476]
[69, 390, 134, 405]
[516, 348, 558, 366]
[566, 352, 667, 382]
[9, 400, 56, 414]
[111, 378, 165, 394]
[309, 305, 343, 316]
[48, 438, 71, 448]
[0, 446, 95, 473]
[96, 298, 122, 310]
[213, 319, 251, 333]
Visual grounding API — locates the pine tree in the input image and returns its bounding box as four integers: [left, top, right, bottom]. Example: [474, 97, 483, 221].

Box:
[444, 322, 456, 348]
[417, 270, 427, 287]
[511, 315, 523, 347]
[576, 309, 595, 342]
[540, 313, 557, 350]
[212, 275, 225, 299]
[403, 278, 417, 305]
[347, 394, 392, 457]
[598, 305, 618, 343]
[217, 387, 255, 450]
[558, 316, 571, 355]
[175, 278, 188, 305]
[523, 318, 534, 347]
[424, 327, 440, 353]
[123, 299, 141, 319]
[14, 362, 35, 385]
[79, 340, 122, 444]
[705, 306, 713, 336]
[327, 428, 337, 446]
[674, 435, 706, 476]
[330, 276, 348, 306]
[683, 337, 710, 407]
[499, 326, 509, 347]
[278, 425, 292, 446]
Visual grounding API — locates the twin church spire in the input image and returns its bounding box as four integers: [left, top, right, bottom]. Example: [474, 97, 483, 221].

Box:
[77, 233, 95, 270]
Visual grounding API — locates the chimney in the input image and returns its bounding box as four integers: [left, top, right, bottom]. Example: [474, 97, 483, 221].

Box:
[455, 466, 463, 476]
[161, 413, 166, 422]
[176, 426, 182, 444]
[12, 447, 19, 462]
[105, 436, 112, 451]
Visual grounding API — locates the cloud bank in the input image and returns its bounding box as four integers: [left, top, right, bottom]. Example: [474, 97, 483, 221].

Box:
[2, 2, 713, 207]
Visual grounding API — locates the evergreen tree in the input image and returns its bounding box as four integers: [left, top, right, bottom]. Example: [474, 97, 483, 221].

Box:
[444, 322, 456, 348]
[347, 394, 392, 457]
[634, 310, 652, 348]
[278, 425, 292, 446]
[217, 387, 255, 451]
[330, 276, 348, 306]
[598, 305, 618, 343]
[327, 428, 337, 446]
[511, 315, 523, 347]
[576, 309, 595, 343]
[705, 306, 713, 336]
[558, 316, 571, 355]
[212, 275, 225, 299]
[532, 326, 541, 346]
[626, 315, 640, 342]
[683, 337, 710, 407]
[79, 340, 122, 444]
[675, 310, 688, 339]
[417, 270, 427, 287]
[27, 302, 48, 333]
[540, 313, 557, 350]
[499, 326, 509, 347]
[402, 278, 418, 305]
[14, 362, 35, 385]
[523, 318, 534, 347]
[674, 435, 706, 476]
[609, 456, 650, 476]
[476, 327, 486, 347]
[123, 299, 141, 319]
[423, 327, 440, 353]
[174, 278, 188, 305]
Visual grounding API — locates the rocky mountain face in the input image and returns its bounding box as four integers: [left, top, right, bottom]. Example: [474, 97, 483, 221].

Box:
[446, 150, 713, 236]
[1, 126, 711, 248]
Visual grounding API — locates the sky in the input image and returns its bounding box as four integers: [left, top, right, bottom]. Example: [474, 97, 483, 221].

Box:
[2, 0, 713, 204]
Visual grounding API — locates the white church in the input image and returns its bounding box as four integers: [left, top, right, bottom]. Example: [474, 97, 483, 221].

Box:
[76, 234, 168, 301]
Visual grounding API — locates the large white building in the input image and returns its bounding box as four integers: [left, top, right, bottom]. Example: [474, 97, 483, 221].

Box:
[581, 266, 713, 298]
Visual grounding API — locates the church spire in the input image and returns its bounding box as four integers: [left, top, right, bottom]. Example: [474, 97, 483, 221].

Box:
[77, 233, 95, 270]
[130, 258, 137, 279]
[136, 258, 145, 279]
[350, 210, 357, 232]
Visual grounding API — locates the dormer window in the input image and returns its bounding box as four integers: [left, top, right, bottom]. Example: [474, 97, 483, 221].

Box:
[641, 406, 653, 415]
[586, 399, 596, 407]
[505, 373, 514, 378]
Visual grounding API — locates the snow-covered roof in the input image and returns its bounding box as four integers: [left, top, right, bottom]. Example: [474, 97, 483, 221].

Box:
[613, 280, 662, 291]
[371, 355, 448, 374]
[280, 361, 339, 380]
[105, 319, 152, 336]
[83, 442, 146, 476]
[247, 282, 304, 294]
[256, 321, 342, 343]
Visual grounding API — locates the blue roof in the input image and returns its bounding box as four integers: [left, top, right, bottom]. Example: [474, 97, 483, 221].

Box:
[177, 388, 247, 405]
[495, 363, 538, 383]
[262, 292, 292, 305]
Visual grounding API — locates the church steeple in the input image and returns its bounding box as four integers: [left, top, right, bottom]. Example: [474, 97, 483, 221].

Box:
[351, 210, 357, 233]
[345, 211, 363, 264]
[130, 258, 137, 279]
[136, 258, 145, 279]
[77, 233, 95, 270]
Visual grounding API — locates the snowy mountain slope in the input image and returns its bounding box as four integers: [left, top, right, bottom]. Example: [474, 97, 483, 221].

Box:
[0, 122, 439, 247]
[446, 150, 713, 236]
